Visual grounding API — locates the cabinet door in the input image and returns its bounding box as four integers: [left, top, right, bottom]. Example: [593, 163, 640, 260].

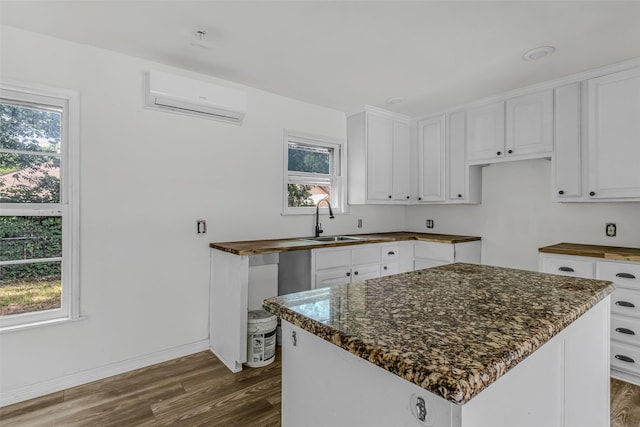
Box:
[417, 115, 445, 202]
[315, 268, 352, 288]
[366, 113, 394, 201]
[506, 89, 554, 157]
[351, 264, 380, 281]
[392, 120, 411, 201]
[448, 111, 467, 201]
[466, 101, 505, 163]
[553, 83, 583, 199]
[587, 67, 640, 199]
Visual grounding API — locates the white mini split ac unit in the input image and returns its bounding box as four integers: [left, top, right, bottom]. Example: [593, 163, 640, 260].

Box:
[144, 70, 247, 125]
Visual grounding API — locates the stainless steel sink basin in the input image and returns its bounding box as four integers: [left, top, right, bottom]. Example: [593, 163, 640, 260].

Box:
[302, 235, 365, 243]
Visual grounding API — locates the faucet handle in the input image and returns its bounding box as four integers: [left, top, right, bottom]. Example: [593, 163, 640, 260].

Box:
[318, 223, 323, 234]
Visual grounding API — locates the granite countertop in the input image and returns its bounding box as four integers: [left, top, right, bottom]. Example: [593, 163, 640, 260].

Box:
[263, 263, 614, 405]
[539, 242, 640, 262]
[210, 232, 481, 255]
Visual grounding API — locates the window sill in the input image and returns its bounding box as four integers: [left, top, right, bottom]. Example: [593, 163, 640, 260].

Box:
[0, 315, 86, 334]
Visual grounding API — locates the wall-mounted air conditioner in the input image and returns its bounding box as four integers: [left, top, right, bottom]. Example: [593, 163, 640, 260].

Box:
[144, 70, 247, 125]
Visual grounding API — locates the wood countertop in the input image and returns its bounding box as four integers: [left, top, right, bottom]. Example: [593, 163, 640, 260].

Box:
[539, 242, 640, 262]
[209, 232, 481, 255]
[263, 263, 614, 405]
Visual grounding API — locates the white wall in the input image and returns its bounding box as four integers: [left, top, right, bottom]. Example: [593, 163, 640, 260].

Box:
[405, 159, 640, 271]
[0, 26, 405, 403]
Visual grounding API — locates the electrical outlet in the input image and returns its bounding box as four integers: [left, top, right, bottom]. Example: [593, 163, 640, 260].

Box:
[606, 223, 616, 237]
[197, 220, 207, 235]
[357, 219, 363, 229]
[426, 219, 434, 229]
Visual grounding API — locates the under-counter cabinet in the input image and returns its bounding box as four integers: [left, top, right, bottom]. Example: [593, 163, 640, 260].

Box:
[311, 242, 412, 289]
[347, 106, 411, 204]
[414, 240, 481, 270]
[540, 243, 640, 385]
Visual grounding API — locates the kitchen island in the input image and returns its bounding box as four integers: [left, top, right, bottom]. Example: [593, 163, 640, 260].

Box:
[264, 263, 615, 427]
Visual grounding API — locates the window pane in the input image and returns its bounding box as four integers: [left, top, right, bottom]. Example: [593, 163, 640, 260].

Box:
[0, 102, 61, 153]
[0, 153, 60, 203]
[288, 143, 332, 174]
[0, 261, 61, 316]
[288, 184, 331, 207]
[0, 216, 62, 262]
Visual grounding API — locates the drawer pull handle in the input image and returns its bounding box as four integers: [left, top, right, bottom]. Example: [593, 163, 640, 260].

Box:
[616, 273, 637, 279]
[615, 301, 636, 308]
[615, 354, 635, 364]
[615, 327, 636, 335]
[558, 266, 575, 272]
[388, 251, 395, 255]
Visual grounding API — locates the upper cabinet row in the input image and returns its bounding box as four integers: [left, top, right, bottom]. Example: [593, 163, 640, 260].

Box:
[347, 63, 640, 204]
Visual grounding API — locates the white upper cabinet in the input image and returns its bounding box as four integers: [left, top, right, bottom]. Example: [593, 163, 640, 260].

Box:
[348, 106, 411, 204]
[466, 101, 505, 163]
[553, 82, 583, 200]
[466, 90, 553, 165]
[506, 89, 554, 157]
[587, 67, 640, 200]
[448, 111, 482, 203]
[416, 115, 446, 202]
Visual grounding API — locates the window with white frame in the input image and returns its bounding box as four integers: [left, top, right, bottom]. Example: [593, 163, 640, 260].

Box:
[283, 130, 345, 215]
[0, 82, 79, 330]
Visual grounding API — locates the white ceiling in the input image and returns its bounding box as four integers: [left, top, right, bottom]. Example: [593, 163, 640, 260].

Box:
[2, 1, 640, 117]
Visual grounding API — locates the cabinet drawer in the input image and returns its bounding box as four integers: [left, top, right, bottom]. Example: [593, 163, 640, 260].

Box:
[315, 268, 351, 288]
[612, 288, 640, 319]
[381, 244, 400, 262]
[414, 242, 454, 262]
[352, 245, 381, 265]
[612, 314, 640, 346]
[414, 259, 449, 270]
[315, 248, 351, 270]
[540, 256, 594, 278]
[597, 261, 640, 290]
[381, 262, 399, 277]
[351, 264, 381, 282]
[611, 342, 640, 376]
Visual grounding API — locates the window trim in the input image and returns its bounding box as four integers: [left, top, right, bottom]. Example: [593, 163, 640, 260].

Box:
[0, 80, 80, 332]
[282, 130, 346, 215]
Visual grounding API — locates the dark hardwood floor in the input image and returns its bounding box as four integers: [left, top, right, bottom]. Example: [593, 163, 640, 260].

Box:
[1, 349, 639, 426]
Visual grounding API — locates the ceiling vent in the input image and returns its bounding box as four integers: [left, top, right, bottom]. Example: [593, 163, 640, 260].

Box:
[144, 70, 247, 125]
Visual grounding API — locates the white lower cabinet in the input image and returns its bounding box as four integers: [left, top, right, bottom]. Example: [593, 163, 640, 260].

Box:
[312, 242, 413, 289]
[414, 240, 481, 271]
[540, 252, 640, 385]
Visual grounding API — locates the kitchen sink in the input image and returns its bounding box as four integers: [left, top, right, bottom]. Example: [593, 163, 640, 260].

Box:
[302, 235, 366, 243]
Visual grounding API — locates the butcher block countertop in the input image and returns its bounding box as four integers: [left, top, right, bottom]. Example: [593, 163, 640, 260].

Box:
[263, 263, 614, 405]
[539, 242, 640, 262]
[209, 232, 481, 255]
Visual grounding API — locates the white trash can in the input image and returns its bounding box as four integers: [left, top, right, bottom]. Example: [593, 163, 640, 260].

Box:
[246, 310, 277, 368]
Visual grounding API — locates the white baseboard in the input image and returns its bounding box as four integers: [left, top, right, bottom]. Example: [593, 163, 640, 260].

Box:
[0, 339, 210, 407]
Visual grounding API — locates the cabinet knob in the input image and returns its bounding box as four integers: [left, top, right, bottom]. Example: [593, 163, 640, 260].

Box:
[457, 194, 462, 198]
[507, 149, 513, 154]
[383, 266, 388, 270]
[496, 151, 502, 156]
[388, 195, 392, 199]
[346, 272, 351, 277]
[558, 190, 564, 195]
[406, 196, 410, 199]
[589, 191, 596, 197]
[354, 271, 359, 275]
[418, 197, 422, 201]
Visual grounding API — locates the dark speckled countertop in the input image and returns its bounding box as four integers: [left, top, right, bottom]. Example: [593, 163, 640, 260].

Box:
[263, 263, 614, 405]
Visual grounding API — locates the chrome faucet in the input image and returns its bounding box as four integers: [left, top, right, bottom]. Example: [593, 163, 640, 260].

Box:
[315, 198, 335, 237]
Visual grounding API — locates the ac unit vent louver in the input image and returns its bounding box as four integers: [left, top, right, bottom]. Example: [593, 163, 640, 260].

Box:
[144, 70, 247, 125]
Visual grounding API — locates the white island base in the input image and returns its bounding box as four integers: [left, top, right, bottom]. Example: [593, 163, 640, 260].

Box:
[281, 297, 610, 427]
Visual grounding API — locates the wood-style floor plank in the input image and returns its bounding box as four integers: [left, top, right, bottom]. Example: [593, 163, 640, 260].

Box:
[2, 349, 639, 426]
